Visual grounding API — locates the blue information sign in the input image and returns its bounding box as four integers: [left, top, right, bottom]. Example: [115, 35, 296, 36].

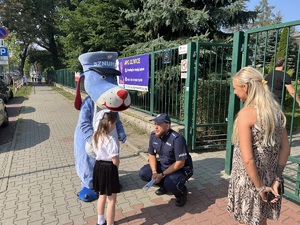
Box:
[0, 47, 8, 56]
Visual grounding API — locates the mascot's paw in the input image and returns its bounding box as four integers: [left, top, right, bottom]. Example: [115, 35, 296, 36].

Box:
[85, 142, 96, 158]
[77, 187, 99, 202]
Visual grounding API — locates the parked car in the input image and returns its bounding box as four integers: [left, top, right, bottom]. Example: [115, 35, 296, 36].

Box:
[0, 95, 9, 128]
[0, 79, 13, 103]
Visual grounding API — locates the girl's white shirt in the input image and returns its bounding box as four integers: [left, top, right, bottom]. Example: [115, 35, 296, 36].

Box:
[92, 134, 119, 161]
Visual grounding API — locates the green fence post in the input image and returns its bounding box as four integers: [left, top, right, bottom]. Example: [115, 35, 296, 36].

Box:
[184, 42, 196, 151]
[150, 49, 155, 114]
[225, 31, 244, 174]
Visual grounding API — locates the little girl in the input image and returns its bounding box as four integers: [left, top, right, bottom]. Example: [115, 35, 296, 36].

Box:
[92, 109, 120, 225]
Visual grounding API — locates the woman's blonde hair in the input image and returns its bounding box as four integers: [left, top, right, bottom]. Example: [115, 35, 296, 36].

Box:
[93, 111, 117, 148]
[231, 66, 286, 146]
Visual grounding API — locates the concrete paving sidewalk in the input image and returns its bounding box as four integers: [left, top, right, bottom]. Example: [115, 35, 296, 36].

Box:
[0, 85, 300, 225]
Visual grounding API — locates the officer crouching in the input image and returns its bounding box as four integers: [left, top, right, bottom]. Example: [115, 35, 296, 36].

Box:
[139, 113, 193, 207]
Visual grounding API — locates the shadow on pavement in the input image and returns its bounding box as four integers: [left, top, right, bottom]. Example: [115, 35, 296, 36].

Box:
[13, 119, 50, 150]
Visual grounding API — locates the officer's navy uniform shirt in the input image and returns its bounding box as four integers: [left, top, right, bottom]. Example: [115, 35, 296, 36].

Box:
[148, 129, 192, 168]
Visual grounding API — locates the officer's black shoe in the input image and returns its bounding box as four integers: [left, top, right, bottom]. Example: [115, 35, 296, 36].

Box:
[155, 187, 167, 195]
[175, 191, 187, 207]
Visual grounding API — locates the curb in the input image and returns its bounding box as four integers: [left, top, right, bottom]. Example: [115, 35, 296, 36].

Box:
[123, 139, 148, 162]
[0, 109, 23, 193]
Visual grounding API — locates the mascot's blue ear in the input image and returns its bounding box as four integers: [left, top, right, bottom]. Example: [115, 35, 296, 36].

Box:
[74, 73, 85, 110]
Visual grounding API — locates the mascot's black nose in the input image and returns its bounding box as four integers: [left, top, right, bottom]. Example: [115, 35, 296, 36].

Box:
[117, 90, 128, 100]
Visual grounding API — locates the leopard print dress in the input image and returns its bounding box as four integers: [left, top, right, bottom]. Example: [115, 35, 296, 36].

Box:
[227, 117, 284, 225]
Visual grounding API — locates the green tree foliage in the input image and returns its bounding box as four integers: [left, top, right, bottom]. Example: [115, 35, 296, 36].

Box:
[58, 0, 135, 72]
[28, 0, 66, 70]
[0, 0, 34, 75]
[268, 27, 298, 76]
[0, 0, 280, 74]
[0, 0, 66, 74]
[251, 0, 276, 28]
[2, 33, 21, 74]
[246, 0, 283, 73]
[27, 49, 55, 73]
[277, 28, 288, 57]
[268, 27, 288, 73]
[121, 0, 257, 55]
[224, 0, 255, 32]
[122, 0, 257, 41]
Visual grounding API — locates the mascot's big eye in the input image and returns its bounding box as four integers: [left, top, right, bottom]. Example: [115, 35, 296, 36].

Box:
[101, 75, 106, 79]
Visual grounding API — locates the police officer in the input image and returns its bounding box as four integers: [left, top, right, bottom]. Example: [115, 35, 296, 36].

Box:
[139, 113, 193, 207]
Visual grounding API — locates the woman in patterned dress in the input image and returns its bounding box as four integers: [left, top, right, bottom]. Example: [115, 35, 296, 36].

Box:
[227, 67, 290, 225]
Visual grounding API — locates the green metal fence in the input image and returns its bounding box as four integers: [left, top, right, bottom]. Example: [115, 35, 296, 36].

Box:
[191, 42, 232, 150]
[127, 43, 233, 151]
[44, 69, 77, 89]
[226, 20, 300, 204]
[128, 46, 187, 124]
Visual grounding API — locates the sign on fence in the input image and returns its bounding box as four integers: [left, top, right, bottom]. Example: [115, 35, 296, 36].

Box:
[163, 50, 171, 64]
[178, 44, 188, 55]
[117, 54, 150, 91]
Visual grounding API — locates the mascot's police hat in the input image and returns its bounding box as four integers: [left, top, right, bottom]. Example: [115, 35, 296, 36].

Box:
[74, 51, 121, 110]
[78, 51, 121, 74]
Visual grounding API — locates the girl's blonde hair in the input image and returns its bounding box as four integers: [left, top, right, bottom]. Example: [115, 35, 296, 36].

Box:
[231, 66, 286, 146]
[93, 111, 117, 148]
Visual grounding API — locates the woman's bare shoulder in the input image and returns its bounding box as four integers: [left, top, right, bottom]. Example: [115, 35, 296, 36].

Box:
[238, 106, 257, 125]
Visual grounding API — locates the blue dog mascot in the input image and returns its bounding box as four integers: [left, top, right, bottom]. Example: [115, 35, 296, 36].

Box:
[74, 51, 131, 202]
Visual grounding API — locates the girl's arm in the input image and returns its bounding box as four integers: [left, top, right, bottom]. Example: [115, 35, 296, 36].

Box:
[110, 136, 120, 167]
[112, 155, 120, 167]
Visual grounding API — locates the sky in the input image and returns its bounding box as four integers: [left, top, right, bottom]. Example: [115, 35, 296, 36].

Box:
[246, 0, 300, 23]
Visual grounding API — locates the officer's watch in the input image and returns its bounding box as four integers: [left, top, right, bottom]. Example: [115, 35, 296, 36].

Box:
[162, 172, 166, 178]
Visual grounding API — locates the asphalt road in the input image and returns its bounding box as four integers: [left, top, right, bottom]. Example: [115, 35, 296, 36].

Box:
[0, 97, 24, 146]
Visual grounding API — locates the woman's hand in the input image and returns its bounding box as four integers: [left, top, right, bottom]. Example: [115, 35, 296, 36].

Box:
[259, 186, 280, 203]
[272, 180, 281, 196]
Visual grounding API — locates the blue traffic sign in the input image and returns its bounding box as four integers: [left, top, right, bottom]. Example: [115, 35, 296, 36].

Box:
[0, 26, 8, 39]
[0, 47, 8, 56]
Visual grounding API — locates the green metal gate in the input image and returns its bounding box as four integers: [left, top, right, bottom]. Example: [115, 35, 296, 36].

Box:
[187, 42, 233, 151]
[225, 20, 300, 204]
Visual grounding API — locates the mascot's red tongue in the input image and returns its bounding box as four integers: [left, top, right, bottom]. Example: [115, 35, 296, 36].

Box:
[74, 76, 84, 110]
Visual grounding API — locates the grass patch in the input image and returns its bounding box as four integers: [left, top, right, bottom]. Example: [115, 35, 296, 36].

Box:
[14, 85, 32, 98]
[123, 120, 148, 135]
[52, 86, 75, 101]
